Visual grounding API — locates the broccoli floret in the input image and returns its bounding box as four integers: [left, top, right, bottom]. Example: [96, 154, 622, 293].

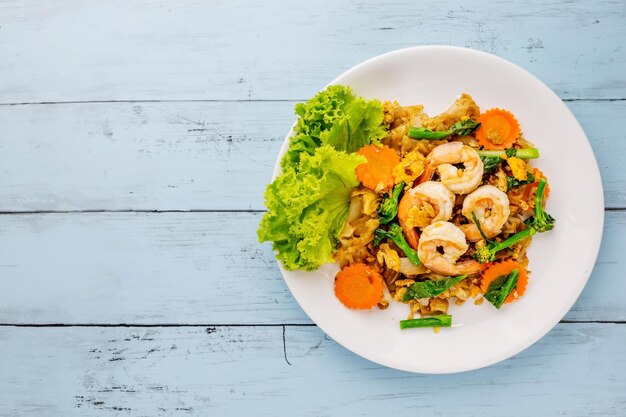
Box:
[524, 178, 555, 233]
[473, 228, 535, 263]
[378, 182, 405, 224]
[373, 223, 421, 266]
[471, 212, 536, 263]
[408, 119, 481, 140]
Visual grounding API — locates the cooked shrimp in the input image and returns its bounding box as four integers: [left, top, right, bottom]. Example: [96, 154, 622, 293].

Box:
[398, 181, 455, 249]
[459, 185, 511, 242]
[417, 221, 486, 276]
[419, 142, 484, 194]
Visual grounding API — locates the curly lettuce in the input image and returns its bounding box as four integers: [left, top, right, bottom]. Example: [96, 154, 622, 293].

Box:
[258, 146, 365, 271]
[281, 85, 387, 170]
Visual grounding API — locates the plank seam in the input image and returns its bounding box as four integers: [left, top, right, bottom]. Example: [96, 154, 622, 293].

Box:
[0, 98, 624, 107]
[0, 321, 623, 327]
[0, 209, 266, 215]
[0, 323, 318, 327]
[0, 99, 297, 106]
[0, 208, 623, 215]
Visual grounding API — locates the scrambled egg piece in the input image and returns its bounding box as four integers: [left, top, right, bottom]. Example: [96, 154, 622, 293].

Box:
[489, 167, 508, 192]
[507, 157, 528, 181]
[352, 188, 380, 216]
[405, 202, 436, 229]
[394, 278, 416, 287]
[376, 243, 401, 272]
[392, 148, 426, 185]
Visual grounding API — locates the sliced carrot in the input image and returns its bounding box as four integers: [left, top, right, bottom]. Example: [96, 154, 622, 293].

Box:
[334, 263, 384, 309]
[475, 108, 520, 150]
[523, 168, 550, 207]
[355, 144, 400, 192]
[480, 259, 528, 304]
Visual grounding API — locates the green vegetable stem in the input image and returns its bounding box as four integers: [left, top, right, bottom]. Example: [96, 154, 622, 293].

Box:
[399, 315, 452, 329]
[524, 178, 555, 232]
[373, 223, 421, 266]
[402, 275, 467, 301]
[378, 182, 405, 224]
[477, 148, 540, 160]
[408, 119, 480, 140]
[472, 212, 536, 263]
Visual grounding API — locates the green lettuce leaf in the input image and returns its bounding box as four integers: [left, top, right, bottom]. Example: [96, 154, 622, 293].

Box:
[258, 146, 365, 271]
[281, 85, 387, 170]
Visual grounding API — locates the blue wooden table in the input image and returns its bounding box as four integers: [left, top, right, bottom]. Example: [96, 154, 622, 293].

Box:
[0, 1, 624, 415]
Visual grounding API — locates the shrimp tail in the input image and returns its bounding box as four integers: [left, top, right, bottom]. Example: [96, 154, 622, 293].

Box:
[417, 164, 435, 185]
[458, 224, 483, 242]
[456, 259, 488, 274]
[402, 224, 420, 250]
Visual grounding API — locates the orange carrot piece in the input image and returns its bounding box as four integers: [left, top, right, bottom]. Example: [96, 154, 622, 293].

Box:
[334, 263, 384, 309]
[480, 259, 528, 304]
[475, 108, 520, 150]
[355, 145, 400, 192]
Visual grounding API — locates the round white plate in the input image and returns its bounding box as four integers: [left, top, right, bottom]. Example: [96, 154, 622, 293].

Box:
[272, 46, 604, 373]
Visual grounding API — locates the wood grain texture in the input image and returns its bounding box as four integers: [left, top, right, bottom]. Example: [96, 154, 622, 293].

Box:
[0, 0, 624, 103]
[0, 100, 623, 210]
[0, 324, 624, 416]
[0, 211, 622, 324]
[0, 101, 288, 211]
[0, 1, 623, 413]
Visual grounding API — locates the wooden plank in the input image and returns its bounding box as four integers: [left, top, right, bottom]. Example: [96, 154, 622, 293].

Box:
[0, 324, 624, 416]
[0, 100, 623, 211]
[572, 101, 626, 208]
[0, 101, 288, 211]
[0, 211, 622, 324]
[0, 0, 624, 103]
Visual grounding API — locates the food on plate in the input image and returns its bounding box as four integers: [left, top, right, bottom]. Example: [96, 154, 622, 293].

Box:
[355, 144, 400, 192]
[480, 260, 528, 307]
[334, 263, 384, 310]
[400, 315, 452, 330]
[475, 108, 520, 150]
[259, 85, 555, 330]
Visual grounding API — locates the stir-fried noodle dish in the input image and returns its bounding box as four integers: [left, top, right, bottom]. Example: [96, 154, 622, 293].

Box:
[259, 86, 555, 331]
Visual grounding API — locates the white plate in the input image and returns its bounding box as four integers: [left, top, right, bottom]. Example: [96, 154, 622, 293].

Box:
[272, 46, 604, 373]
